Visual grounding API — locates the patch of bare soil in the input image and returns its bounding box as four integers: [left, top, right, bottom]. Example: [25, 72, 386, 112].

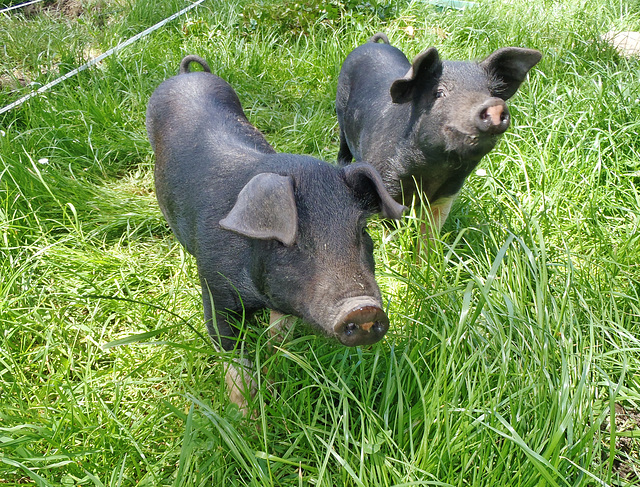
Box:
[23, 0, 85, 18]
[0, 0, 110, 96]
[601, 403, 640, 482]
[602, 31, 640, 58]
[0, 69, 30, 91]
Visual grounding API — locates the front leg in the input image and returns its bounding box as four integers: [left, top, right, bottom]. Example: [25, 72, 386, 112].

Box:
[418, 194, 457, 258]
[268, 310, 296, 343]
[201, 279, 257, 415]
[200, 280, 240, 352]
[224, 357, 257, 417]
[427, 194, 456, 234]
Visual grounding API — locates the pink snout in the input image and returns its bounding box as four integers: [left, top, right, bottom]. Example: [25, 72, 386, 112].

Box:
[475, 97, 510, 135]
[334, 300, 389, 347]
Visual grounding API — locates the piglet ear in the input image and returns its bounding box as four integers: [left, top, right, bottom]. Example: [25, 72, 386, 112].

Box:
[220, 173, 297, 246]
[480, 47, 542, 100]
[390, 47, 441, 104]
[342, 163, 406, 220]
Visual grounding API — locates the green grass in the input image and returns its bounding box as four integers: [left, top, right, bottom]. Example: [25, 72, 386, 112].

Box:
[1, 0, 640, 485]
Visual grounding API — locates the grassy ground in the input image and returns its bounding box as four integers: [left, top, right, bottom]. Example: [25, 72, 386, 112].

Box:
[1, 0, 640, 485]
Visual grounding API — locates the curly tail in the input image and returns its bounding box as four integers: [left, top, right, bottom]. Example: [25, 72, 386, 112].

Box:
[368, 32, 390, 44]
[179, 55, 212, 74]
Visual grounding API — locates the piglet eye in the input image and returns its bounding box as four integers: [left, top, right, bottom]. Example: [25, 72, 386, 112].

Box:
[435, 88, 446, 99]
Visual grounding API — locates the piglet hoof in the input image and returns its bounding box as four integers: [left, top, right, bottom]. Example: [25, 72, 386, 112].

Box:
[335, 302, 389, 347]
[268, 310, 296, 347]
[224, 358, 258, 418]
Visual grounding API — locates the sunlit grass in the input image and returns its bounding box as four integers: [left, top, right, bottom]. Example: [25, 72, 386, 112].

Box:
[1, 0, 639, 485]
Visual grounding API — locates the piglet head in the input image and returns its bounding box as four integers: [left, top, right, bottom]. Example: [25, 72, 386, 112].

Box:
[219, 164, 405, 347]
[386, 46, 542, 204]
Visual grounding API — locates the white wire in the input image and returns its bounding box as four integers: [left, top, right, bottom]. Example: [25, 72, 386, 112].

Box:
[0, 0, 46, 15]
[0, 0, 207, 116]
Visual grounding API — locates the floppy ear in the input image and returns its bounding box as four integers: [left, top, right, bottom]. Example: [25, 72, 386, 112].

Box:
[390, 47, 442, 104]
[480, 47, 542, 100]
[219, 173, 297, 246]
[342, 163, 406, 220]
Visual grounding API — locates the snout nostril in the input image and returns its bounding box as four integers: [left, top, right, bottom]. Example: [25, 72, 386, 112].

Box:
[344, 322, 358, 336]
